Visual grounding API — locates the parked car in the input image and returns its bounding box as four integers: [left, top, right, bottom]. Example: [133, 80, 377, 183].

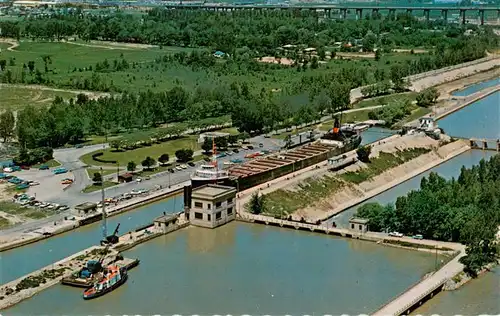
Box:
[216, 152, 226, 158]
[389, 232, 404, 237]
[180, 164, 188, 169]
[175, 166, 182, 171]
[75, 144, 84, 148]
[39, 165, 49, 170]
[29, 181, 40, 186]
[259, 143, 264, 148]
[20, 165, 30, 170]
[53, 167, 68, 174]
[187, 162, 195, 167]
[136, 178, 142, 183]
[233, 149, 239, 153]
[247, 145, 254, 150]
[231, 158, 243, 163]
[168, 168, 175, 173]
[412, 234, 423, 240]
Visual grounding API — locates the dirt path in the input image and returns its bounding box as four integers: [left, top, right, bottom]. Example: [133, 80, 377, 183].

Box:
[0, 38, 19, 51]
[62, 40, 157, 50]
[0, 83, 110, 100]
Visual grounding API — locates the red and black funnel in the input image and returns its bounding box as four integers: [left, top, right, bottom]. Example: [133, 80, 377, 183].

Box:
[333, 117, 340, 134]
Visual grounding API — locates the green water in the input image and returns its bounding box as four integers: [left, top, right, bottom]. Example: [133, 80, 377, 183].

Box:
[5, 223, 441, 315]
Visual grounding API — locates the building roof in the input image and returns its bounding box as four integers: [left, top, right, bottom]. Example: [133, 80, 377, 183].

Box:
[75, 202, 97, 211]
[349, 217, 369, 224]
[214, 51, 225, 56]
[192, 184, 236, 199]
[119, 173, 133, 179]
[154, 214, 177, 224]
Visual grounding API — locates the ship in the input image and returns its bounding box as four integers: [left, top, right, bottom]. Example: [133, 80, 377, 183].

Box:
[190, 139, 231, 189]
[83, 265, 128, 300]
[226, 117, 361, 191]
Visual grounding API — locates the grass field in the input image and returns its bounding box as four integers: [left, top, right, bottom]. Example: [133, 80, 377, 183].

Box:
[86, 168, 118, 179]
[0, 41, 428, 97]
[262, 175, 345, 217]
[32, 159, 61, 168]
[353, 92, 418, 109]
[80, 136, 200, 167]
[340, 148, 431, 184]
[0, 201, 57, 228]
[0, 86, 78, 110]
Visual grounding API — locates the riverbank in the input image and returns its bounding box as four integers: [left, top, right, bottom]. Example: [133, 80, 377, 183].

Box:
[247, 133, 470, 222]
[0, 212, 188, 310]
[434, 85, 500, 120]
[0, 181, 188, 252]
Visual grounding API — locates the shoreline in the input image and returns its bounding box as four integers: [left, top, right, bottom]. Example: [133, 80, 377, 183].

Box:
[0, 182, 187, 252]
[318, 141, 470, 223]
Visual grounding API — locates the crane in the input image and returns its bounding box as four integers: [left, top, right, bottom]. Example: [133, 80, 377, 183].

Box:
[100, 223, 121, 246]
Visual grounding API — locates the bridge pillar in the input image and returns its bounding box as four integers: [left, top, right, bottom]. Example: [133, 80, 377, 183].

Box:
[479, 10, 485, 25]
[372, 8, 379, 18]
[390, 9, 397, 20]
[424, 9, 430, 22]
[342, 8, 347, 19]
[442, 9, 448, 23]
[497, 140, 500, 152]
[356, 8, 363, 20]
[460, 9, 466, 24]
[483, 140, 487, 150]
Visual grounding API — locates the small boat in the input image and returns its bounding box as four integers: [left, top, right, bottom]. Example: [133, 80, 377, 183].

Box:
[83, 265, 127, 300]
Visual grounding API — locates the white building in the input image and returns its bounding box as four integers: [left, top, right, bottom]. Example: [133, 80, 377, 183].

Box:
[189, 184, 237, 229]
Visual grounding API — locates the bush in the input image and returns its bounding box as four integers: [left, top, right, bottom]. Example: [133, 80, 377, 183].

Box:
[175, 149, 194, 162]
[13, 146, 54, 166]
[356, 145, 371, 163]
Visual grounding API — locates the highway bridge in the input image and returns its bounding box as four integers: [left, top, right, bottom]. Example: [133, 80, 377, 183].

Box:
[163, 4, 500, 25]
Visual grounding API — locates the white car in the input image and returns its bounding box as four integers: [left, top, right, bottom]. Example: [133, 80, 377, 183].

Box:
[175, 166, 182, 171]
[29, 181, 40, 186]
[181, 164, 188, 169]
[136, 178, 142, 183]
[389, 232, 404, 237]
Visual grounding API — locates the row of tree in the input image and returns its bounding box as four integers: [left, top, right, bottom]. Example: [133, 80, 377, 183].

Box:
[356, 157, 500, 276]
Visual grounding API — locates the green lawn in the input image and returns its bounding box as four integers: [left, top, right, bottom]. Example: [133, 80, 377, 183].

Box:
[86, 168, 119, 178]
[353, 92, 418, 109]
[261, 175, 345, 217]
[80, 136, 200, 167]
[82, 181, 117, 193]
[0, 201, 57, 227]
[0, 86, 78, 110]
[340, 148, 431, 184]
[32, 159, 61, 168]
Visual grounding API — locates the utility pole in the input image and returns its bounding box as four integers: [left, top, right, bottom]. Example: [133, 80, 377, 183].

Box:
[434, 243, 438, 271]
[116, 162, 119, 182]
[100, 167, 107, 241]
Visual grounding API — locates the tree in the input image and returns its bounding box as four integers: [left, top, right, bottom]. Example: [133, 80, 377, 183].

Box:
[215, 136, 228, 150]
[141, 156, 156, 170]
[27, 61, 35, 74]
[201, 137, 213, 153]
[248, 192, 264, 215]
[374, 49, 382, 61]
[92, 172, 102, 184]
[158, 153, 170, 165]
[356, 145, 371, 163]
[310, 57, 319, 69]
[110, 140, 123, 151]
[127, 161, 136, 172]
[175, 149, 194, 162]
[0, 60, 6, 71]
[0, 109, 15, 142]
[239, 132, 250, 143]
[228, 134, 238, 146]
[416, 87, 440, 107]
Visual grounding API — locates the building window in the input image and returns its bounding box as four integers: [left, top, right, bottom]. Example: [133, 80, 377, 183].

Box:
[207, 204, 211, 209]
[215, 201, 222, 208]
[207, 214, 211, 221]
[194, 212, 203, 220]
[194, 201, 203, 208]
[359, 225, 362, 230]
[228, 198, 233, 204]
[216, 211, 221, 220]
[227, 207, 233, 215]
[351, 224, 354, 229]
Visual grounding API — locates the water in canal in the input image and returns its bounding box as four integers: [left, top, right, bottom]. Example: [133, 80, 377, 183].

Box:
[413, 267, 500, 315]
[438, 91, 500, 139]
[451, 77, 499, 97]
[361, 127, 396, 146]
[5, 222, 441, 315]
[0, 195, 184, 284]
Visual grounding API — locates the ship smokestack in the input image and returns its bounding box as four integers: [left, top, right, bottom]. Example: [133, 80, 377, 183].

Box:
[333, 117, 340, 134]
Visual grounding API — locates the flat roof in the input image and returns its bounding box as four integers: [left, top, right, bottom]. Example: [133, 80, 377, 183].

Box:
[75, 202, 97, 211]
[349, 217, 369, 224]
[192, 184, 236, 198]
[154, 214, 177, 223]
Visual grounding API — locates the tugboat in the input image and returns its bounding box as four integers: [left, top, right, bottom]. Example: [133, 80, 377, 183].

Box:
[83, 265, 128, 300]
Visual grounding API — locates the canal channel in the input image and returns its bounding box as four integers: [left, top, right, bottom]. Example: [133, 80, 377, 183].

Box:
[1, 79, 499, 314]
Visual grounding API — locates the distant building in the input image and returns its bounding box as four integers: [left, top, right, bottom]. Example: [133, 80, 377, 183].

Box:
[189, 184, 236, 229]
[198, 131, 230, 144]
[153, 213, 179, 234]
[418, 116, 437, 132]
[349, 217, 369, 234]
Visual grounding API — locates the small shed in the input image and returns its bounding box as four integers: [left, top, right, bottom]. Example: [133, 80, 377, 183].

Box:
[75, 202, 97, 214]
[349, 217, 369, 234]
[418, 116, 437, 132]
[154, 213, 179, 234]
[118, 173, 134, 183]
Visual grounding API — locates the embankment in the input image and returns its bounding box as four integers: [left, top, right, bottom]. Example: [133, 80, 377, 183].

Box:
[314, 139, 470, 222]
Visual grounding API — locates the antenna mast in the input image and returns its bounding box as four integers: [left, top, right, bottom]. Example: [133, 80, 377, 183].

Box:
[100, 167, 107, 241]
